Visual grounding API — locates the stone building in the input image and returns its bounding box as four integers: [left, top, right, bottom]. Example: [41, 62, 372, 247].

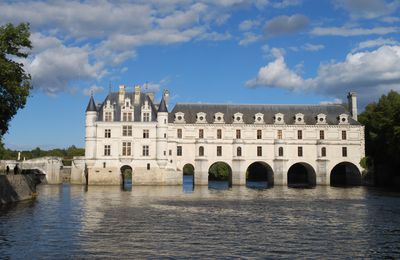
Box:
[80, 84, 364, 187]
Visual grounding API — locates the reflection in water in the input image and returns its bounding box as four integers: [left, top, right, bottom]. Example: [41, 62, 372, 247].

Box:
[182, 175, 194, 193]
[246, 181, 269, 189]
[1, 184, 400, 259]
[208, 180, 231, 190]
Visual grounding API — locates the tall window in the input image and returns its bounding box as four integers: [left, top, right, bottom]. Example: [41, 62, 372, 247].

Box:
[122, 142, 131, 156]
[298, 130, 303, 140]
[177, 129, 182, 139]
[257, 146, 262, 157]
[104, 145, 111, 156]
[217, 146, 222, 156]
[257, 129, 262, 139]
[278, 147, 284, 157]
[105, 129, 111, 138]
[321, 147, 326, 157]
[143, 129, 149, 138]
[217, 129, 222, 139]
[342, 130, 347, 140]
[105, 112, 112, 122]
[122, 112, 132, 122]
[277, 130, 283, 139]
[199, 146, 204, 156]
[199, 129, 204, 139]
[122, 125, 132, 136]
[177, 146, 182, 156]
[320, 130, 325, 140]
[342, 147, 347, 157]
[143, 112, 150, 122]
[298, 146, 303, 157]
[142, 145, 149, 156]
[237, 147, 242, 157]
[236, 129, 241, 139]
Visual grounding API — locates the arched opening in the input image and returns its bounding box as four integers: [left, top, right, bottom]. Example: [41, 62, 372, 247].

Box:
[120, 165, 132, 191]
[208, 162, 232, 190]
[246, 162, 274, 189]
[182, 163, 195, 192]
[287, 162, 316, 188]
[330, 162, 361, 187]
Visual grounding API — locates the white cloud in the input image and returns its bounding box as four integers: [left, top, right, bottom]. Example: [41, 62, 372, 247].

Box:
[320, 98, 343, 105]
[239, 19, 259, 31]
[311, 26, 398, 36]
[302, 43, 325, 51]
[381, 16, 400, 23]
[247, 45, 400, 105]
[353, 37, 399, 51]
[239, 32, 261, 46]
[83, 85, 105, 96]
[264, 14, 309, 37]
[271, 0, 303, 8]
[334, 0, 399, 19]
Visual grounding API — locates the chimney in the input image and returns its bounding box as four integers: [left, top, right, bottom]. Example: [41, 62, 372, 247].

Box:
[163, 89, 170, 108]
[347, 92, 358, 121]
[134, 85, 141, 105]
[118, 85, 125, 105]
[146, 92, 155, 103]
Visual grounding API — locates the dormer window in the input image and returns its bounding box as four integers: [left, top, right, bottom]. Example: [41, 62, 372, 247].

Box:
[294, 113, 305, 124]
[196, 112, 207, 123]
[214, 112, 224, 123]
[316, 113, 327, 124]
[254, 113, 264, 124]
[338, 114, 349, 125]
[274, 113, 285, 124]
[123, 98, 132, 109]
[233, 112, 243, 124]
[174, 112, 185, 123]
[103, 100, 114, 121]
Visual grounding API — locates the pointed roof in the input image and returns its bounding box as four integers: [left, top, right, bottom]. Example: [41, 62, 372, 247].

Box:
[158, 96, 168, 112]
[86, 95, 97, 112]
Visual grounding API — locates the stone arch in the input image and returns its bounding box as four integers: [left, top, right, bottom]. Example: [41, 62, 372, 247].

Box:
[182, 163, 195, 188]
[330, 162, 361, 187]
[246, 161, 274, 189]
[120, 165, 133, 187]
[208, 161, 232, 189]
[287, 162, 316, 188]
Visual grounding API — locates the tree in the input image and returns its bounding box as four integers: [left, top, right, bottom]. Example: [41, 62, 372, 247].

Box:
[358, 90, 400, 187]
[0, 23, 32, 137]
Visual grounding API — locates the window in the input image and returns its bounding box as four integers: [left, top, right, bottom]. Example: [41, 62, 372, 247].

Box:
[277, 130, 283, 139]
[342, 147, 347, 157]
[122, 142, 131, 156]
[164, 119, 167, 124]
[298, 146, 303, 157]
[177, 129, 182, 139]
[143, 129, 149, 139]
[257, 130, 262, 139]
[105, 129, 111, 138]
[257, 146, 262, 157]
[217, 129, 222, 139]
[237, 147, 242, 157]
[143, 112, 150, 122]
[321, 147, 326, 157]
[147, 163, 150, 170]
[142, 145, 149, 156]
[199, 146, 204, 156]
[236, 129, 241, 139]
[342, 130, 347, 140]
[169, 150, 172, 156]
[199, 129, 204, 139]
[105, 111, 112, 122]
[298, 130, 303, 140]
[103, 162, 106, 168]
[217, 146, 222, 156]
[104, 145, 111, 156]
[278, 147, 283, 157]
[320, 130, 325, 140]
[164, 133, 167, 138]
[122, 125, 132, 136]
[177, 146, 182, 156]
[122, 112, 132, 122]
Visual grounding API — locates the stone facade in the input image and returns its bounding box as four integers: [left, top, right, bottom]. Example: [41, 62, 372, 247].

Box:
[81, 85, 365, 186]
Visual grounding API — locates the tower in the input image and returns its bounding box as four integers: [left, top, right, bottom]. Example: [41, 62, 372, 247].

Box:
[85, 94, 97, 162]
[156, 90, 169, 168]
[347, 92, 358, 121]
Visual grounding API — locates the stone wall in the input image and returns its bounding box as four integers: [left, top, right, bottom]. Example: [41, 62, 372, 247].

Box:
[0, 174, 37, 204]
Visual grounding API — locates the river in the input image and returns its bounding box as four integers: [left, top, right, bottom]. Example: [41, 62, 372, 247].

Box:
[0, 179, 399, 259]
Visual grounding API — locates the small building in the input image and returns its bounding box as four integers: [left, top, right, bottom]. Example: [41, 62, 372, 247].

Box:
[81, 84, 364, 187]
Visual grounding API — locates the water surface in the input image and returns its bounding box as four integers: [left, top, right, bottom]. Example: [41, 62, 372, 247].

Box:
[0, 184, 399, 259]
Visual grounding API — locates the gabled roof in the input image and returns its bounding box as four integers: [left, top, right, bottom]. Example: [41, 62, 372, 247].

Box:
[86, 95, 97, 112]
[169, 103, 360, 125]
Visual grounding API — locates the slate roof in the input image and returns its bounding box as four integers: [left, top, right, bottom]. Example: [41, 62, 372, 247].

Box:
[86, 95, 97, 112]
[158, 96, 168, 112]
[169, 103, 360, 125]
[97, 92, 158, 122]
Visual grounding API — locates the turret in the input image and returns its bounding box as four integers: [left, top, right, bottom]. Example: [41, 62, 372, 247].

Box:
[156, 92, 169, 168]
[85, 95, 97, 160]
[347, 92, 358, 121]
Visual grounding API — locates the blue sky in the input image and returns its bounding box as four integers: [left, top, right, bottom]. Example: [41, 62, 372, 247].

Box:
[1, 0, 400, 149]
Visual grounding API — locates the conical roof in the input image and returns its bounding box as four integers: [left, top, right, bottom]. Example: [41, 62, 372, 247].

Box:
[158, 96, 168, 112]
[86, 95, 97, 112]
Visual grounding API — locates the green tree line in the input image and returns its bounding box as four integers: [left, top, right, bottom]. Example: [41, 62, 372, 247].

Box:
[0, 143, 84, 160]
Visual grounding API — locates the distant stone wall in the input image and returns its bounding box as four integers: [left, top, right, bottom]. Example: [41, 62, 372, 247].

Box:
[0, 174, 37, 204]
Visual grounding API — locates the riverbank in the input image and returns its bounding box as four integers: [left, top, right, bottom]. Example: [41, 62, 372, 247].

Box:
[0, 174, 37, 204]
